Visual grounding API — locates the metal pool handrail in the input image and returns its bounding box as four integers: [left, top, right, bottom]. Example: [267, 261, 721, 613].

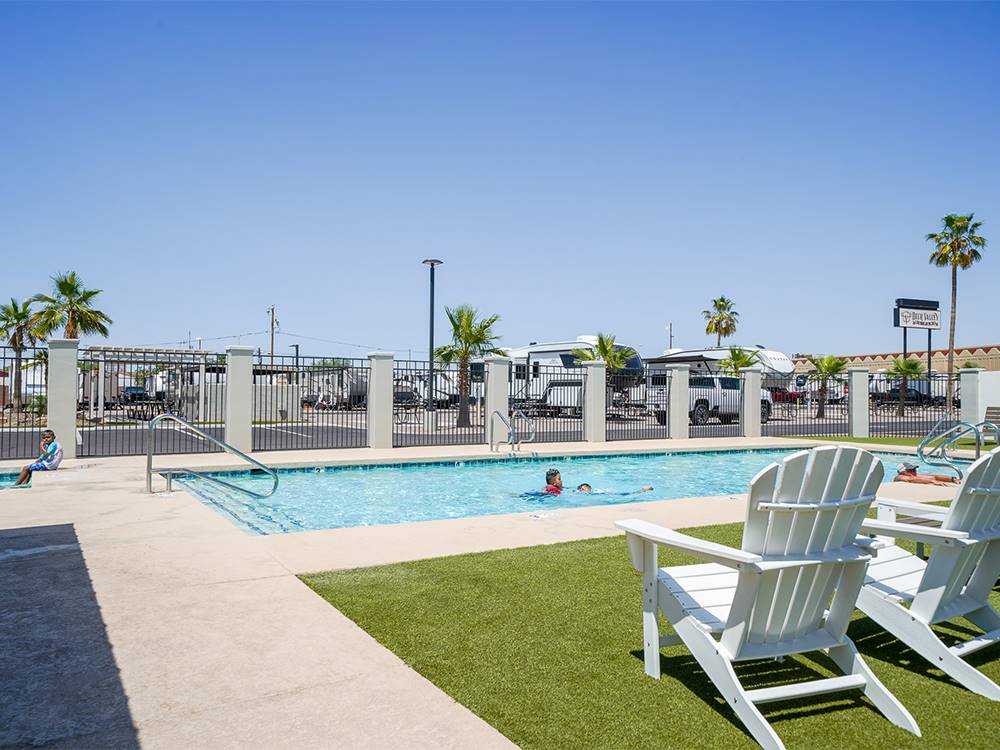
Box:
[145, 413, 279, 498]
[490, 408, 537, 452]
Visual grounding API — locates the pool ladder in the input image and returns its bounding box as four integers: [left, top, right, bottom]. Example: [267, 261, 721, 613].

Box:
[490, 408, 537, 453]
[145, 413, 279, 498]
[917, 417, 1000, 479]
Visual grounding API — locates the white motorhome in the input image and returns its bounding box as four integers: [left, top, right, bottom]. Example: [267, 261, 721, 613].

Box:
[501, 336, 643, 416]
[645, 345, 795, 390]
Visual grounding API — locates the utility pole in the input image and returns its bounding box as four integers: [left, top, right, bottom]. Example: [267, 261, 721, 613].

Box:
[267, 304, 277, 369]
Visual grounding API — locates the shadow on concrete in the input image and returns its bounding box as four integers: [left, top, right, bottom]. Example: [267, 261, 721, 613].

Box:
[0, 524, 139, 749]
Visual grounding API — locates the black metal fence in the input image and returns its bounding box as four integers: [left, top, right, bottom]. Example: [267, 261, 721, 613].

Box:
[252, 355, 369, 451]
[392, 360, 487, 446]
[761, 371, 849, 437]
[0, 345, 48, 460]
[77, 347, 226, 457]
[509, 363, 584, 443]
[869, 373, 959, 438]
[607, 366, 671, 441]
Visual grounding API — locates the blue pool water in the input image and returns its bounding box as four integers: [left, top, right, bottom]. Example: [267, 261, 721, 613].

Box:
[0, 472, 24, 489]
[178, 449, 938, 536]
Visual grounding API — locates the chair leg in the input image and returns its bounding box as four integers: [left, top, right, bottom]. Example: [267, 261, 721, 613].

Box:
[671, 616, 785, 750]
[964, 604, 1000, 634]
[827, 641, 920, 736]
[859, 589, 1000, 701]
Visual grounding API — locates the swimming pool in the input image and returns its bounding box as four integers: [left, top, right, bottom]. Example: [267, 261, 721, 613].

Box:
[177, 448, 937, 536]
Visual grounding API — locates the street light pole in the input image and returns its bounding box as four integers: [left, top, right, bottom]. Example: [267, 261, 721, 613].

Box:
[422, 259, 443, 415]
[290, 343, 300, 385]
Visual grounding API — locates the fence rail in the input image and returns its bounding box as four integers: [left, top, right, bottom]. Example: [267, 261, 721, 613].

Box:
[607, 367, 671, 441]
[760, 372, 849, 437]
[509, 363, 584, 443]
[252, 355, 368, 451]
[0, 345, 48, 459]
[392, 360, 486, 446]
[869, 373, 959, 438]
[76, 348, 226, 457]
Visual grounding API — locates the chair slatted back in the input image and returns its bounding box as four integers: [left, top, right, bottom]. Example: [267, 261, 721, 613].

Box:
[911, 448, 1000, 624]
[723, 447, 883, 658]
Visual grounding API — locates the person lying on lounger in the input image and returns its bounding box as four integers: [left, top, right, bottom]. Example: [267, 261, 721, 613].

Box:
[893, 462, 959, 486]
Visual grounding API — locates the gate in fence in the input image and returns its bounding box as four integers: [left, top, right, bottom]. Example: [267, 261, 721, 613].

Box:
[869, 372, 959, 438]
[251, 355, 369, 451]
[607, 366, 671, 441]
[77, 347, 227, 457]
[392, 360, 487, 447]
[509, 362, 584, 443]
[0, 345, 48, 460]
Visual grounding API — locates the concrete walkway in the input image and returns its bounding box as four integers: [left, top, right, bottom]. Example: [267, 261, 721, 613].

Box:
[0, 438, 956, 748]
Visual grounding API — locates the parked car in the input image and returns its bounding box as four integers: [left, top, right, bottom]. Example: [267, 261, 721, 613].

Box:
[767, 387, 803, 403]
[650, 375, 772, 426]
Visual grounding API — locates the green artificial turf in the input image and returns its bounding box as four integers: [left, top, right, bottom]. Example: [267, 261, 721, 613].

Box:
[303, 523, 1000, 750]
[789, 435, 994, 451]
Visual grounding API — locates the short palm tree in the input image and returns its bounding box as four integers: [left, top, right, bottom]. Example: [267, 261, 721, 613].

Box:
[807, 355, 847, 419]
[888, 358, 925, 418]
[927, 213, 987, 411]
[718, 347, 760, 376]
[702, 296, 739, 348]
[33, 271, 113, 339]
[571, 333, 639, 387]
[434, 306, 503, 428]
[1, 298, 46, 419]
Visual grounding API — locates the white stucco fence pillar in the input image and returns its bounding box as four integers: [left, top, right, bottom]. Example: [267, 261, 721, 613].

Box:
[979, 372, 1000, 423]
[848, 368, 870, 439]
[740, 366, 762, 438]
[46, 338, 79, 460]
[666, 365, 689, 440]
[959, 368, 983, 424]
[582, 360, 606, 443]
[484, 356, 511, 446]
[367, 352, 394, 449]
[224, 346, 254, 452]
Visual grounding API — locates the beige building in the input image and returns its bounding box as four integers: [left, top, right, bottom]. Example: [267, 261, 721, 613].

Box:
[793, 344, 1000, 373]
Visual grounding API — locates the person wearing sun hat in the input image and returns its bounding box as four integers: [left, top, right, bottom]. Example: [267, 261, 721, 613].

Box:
[893, 462, 959, 486]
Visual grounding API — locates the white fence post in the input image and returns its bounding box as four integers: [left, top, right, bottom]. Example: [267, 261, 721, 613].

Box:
[741, 366, 762, 438]
[667, 365, 689, 440]
[960, 368, 983, 424]
[224, 346, 254, 452]
[46, 339, 79, 460]
[848, 368, 870, 439]
[582, 360, 606, 443]
[484, 356, 511, 446]
[367, 352, 394, 449]
[979, 372, 1000, 422]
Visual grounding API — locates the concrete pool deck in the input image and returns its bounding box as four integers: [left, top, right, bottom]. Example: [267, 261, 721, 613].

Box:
[0, 437, 958, 748]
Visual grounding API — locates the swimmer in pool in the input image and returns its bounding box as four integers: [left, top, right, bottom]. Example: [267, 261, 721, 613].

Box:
[544, 468, 563, 494]
[576, 483, 653, 494]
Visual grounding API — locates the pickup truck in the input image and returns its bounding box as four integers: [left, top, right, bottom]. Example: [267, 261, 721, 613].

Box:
[651, 374, 773, 426]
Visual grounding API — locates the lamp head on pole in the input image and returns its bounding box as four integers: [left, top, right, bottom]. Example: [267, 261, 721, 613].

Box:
[422, 258, 443, 268]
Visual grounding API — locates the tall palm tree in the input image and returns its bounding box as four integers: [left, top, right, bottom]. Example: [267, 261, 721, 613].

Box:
[888, 358, 925, 418]
[927, 213, 987, 411]
[434, 305, 503, 428]
[718, 347, 760, 376]
[702, 296, 739, 348]
[33, 271, 113, 339]
[807, 355, 847, 420]
[571, 333, 639, 387]
[0, 298, 45, 418]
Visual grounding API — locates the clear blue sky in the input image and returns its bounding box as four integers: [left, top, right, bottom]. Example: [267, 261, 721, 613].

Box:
[2, 2, 997, 360]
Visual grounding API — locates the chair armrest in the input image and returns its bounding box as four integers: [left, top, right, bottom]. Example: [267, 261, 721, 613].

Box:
[616, 519, 761, 569]
[854, 535, 889, 554]
[876, 496, 950, 518]
[860, 518, 971, 547]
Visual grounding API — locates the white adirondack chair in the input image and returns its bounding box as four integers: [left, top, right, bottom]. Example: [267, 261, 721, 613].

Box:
[859, 446, 1000, 700]
[617, 446, 919, 750]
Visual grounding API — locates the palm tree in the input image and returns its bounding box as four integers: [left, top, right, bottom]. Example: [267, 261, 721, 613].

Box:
[718, 347, 760, 376]
[702, 296, 739, 348]
[0, 298, 45, 419]
[927, 214, 987, 411]
[888, 358, 925, 418]
[33, 271, 113, 339]
[807, 355, 847, 419]
[571, 333, 639, 387]
[434, 305, 503, 428]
